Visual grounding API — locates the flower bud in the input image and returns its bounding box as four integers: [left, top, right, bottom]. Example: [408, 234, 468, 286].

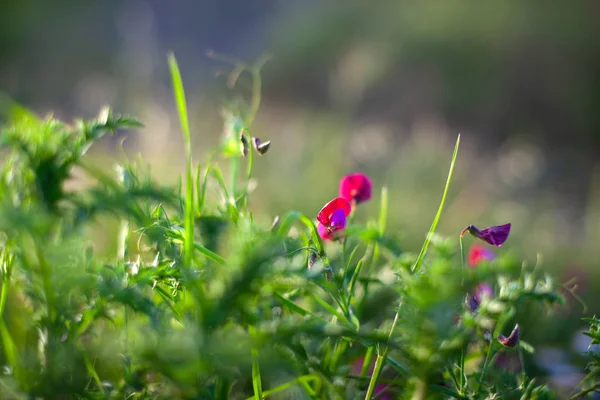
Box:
[308, 251, 318, 270]
[240, 134, 249, 157]
[498, 323, 520, 347]
[252, 137, 271, 155]
[465, 292, 479, 312]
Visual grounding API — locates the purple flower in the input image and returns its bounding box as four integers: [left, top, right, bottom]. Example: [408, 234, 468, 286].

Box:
[498, 324, 520, 348]
[461, 223, 511, 247]
[339, 173, 372, 205]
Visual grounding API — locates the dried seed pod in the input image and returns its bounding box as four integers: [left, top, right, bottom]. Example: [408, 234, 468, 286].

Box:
[252, 137, 271, 155]
[240, 134, 249, 157]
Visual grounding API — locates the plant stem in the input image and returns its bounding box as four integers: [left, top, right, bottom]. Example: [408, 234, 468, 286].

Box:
[364, 306, 401, 399]
[570, 383, 600, 399]
[242, 55, 270, 211]
[249, 325, 264, 399]
[478, 338, 495, 389]
[411, 378, 427, 400]
[411, 135, 460, 274]
[458, 235, 466, 393]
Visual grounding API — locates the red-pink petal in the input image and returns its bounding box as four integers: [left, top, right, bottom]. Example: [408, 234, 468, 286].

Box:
[339, 173, 372, 204]
[317, 197, 352, 226]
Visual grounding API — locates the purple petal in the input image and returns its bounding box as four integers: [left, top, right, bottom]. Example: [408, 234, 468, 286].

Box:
[465, 293, 479, 312]
[478, 223, 511, 246]
[329, 208, 347, 230]
[498, 323, 520, 347]
[465, 223, 511, 247]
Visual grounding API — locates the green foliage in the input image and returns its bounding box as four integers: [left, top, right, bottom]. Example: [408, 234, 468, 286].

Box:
[0, 54, 579, 399]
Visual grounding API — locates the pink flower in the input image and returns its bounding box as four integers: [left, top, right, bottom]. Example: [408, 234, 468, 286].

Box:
[316, 197, 352, 241]
[339, 173, 372, 205]
[467, 243, 495, 267]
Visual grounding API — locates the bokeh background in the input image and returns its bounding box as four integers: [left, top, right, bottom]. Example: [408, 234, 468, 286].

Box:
[2, 0, 600, 393]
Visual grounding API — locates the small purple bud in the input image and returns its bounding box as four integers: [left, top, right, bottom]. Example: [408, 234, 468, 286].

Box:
[465, 293, 479, 312]
[462, 223, 511, 247]
[308, 251, 318, 269]
[240, 134, 249, 157]
[498, 323, 520, 347]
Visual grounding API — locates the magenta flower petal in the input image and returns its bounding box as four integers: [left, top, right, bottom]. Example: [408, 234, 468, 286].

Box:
[317, 197, 352, 226]
[463, 223, 511, 247]
[317, 209, 347, 241]
[318, 223, 336, 241]
[467, 244, 495, 267]
[498, 323, 520, 348]
[339, 173, 372, 204]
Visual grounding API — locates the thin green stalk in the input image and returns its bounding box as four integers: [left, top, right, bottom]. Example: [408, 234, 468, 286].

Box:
[0, 249, 13, 319]
[0, 249, 18, 382]
[364, 306, 401, 399]
[411, 379, 427, 400]
[36, 244, 55, 323]
[167, 53, 195, 269]
[459, 235, 466, 393]
[231, 155, 239, 203]
[249, 325, 264, 400]
[242, 55, 270, 210]
[372, 186, 388, 267]
[411, 134, 461, 274]
[478, 339, 495, 389]
[570, 383, 600, 400]
[366, 136, 460, 398]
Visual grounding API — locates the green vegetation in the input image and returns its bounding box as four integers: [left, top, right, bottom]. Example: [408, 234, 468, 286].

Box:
[0, 53, 595, 399]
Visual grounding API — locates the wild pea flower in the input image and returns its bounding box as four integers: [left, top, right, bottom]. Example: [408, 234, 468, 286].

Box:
[498, 323, 520, 347]
[468, 243, 496, 267]
[339, 173, 372, 205]
[465, 244, 495, 312]
[317, 197, 352, 241]
[461, 223, 511, 247]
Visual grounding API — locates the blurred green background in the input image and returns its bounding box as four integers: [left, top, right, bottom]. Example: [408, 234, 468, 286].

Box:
[1, 0, 600, 392]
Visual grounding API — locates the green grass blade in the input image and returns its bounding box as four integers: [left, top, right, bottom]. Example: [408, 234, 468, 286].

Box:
[274, 293, 314, 317]
[277, 211, 325, 256]
[411, 134, 461, 273]
[167, 52, 195, 270]
[372, 185, 388, 266]
[193, 243, 227, 265]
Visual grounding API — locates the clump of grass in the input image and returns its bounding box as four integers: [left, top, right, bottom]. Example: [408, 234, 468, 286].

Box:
[0, 52, 574, 399]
